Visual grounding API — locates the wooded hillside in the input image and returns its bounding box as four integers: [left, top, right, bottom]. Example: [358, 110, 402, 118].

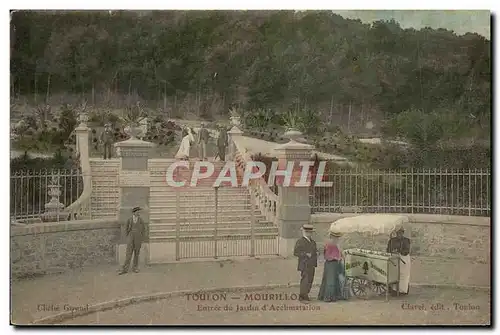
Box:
[11, 10, 490, 139]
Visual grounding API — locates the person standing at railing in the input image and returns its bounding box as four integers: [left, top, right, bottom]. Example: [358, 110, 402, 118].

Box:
[119, 207, 147, 275]
[99, 123, 114, 160]
[197, 123, 210, 161]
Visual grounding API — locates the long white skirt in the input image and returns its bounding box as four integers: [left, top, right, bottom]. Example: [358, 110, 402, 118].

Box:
[392, 255, 411, 293]
[175, 135, 191, 160]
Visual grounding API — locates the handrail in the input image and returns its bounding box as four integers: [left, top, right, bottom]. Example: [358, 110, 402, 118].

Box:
[232, 135, 277, 224]
[64, 125, 92, 220]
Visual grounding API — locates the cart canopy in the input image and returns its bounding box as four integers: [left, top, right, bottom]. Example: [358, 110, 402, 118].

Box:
[329, 214, 410, 236]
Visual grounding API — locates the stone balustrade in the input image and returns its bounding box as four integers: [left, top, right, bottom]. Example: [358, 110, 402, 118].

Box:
[230, 126, 278, 225]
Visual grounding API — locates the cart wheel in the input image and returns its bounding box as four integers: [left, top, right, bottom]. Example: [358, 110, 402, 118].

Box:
[350, 278, 372, 299]
[372, 282, 387, 296]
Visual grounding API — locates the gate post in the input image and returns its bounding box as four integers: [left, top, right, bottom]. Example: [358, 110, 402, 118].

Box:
[175, 190, 180, 261]
[250, 189, 256, 257]
[227, 126, 243, 160]
[214, 186, 218, 259]
[274, 130, 314, 257]
[115, 137, 154, 265]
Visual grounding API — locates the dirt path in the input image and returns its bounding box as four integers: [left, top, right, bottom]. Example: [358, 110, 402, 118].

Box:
[63, 286, 490, 325]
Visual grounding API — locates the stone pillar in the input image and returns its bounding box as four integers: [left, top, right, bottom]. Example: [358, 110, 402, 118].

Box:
[74, 113, 89, 157]
[227, 125, 243, 160]
[114, 138, 154, 266]
[274, 130, 314, 257]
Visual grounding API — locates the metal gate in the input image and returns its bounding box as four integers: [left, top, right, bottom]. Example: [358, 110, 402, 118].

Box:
[174, 186, 279, 260]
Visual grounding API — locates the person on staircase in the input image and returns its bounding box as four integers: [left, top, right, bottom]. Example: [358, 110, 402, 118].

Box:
[100, 123, 114, 160]
[119, 207, 148, 275]
[175, 126, 195, 161]
[197, 123, 210, 161]
[216, 125, 228, 162]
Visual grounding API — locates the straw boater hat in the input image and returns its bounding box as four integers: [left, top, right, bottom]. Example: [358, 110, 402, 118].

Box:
[132, 206, 142, 213]
[301, 224, 314, 232]
[328, 226, 343, 237]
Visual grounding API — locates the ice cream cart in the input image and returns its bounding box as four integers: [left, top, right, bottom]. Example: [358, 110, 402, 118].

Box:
[329, 214, 410, 301]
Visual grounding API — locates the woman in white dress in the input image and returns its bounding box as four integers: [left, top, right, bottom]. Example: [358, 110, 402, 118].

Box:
[175, 127, 195, 160]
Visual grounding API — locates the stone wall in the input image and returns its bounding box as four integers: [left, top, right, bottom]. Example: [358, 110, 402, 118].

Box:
[11, 219, 120, 278]
[311, 213, 490, 287]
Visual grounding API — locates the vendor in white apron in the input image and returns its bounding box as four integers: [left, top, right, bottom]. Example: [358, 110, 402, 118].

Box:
[387, 225, 411, 295]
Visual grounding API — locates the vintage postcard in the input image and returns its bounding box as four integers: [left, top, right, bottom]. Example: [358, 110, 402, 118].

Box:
[10, 9, 490, 326]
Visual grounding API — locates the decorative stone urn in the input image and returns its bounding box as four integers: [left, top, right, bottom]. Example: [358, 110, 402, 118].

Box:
[230, 116, 241, 127]
[124, 124, 144, 140]
[77, 111, 89, 128]
[41, 176, 67, 222]
[284, 128, 302, 142]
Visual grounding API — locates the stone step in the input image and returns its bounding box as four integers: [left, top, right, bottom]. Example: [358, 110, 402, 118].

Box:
[91, 204, 118, 209]
[149, 227, 278, 237]
[91, 204, 118, 208]
[151, 195, 251, 203]
[90, 202, 118, 206]
[90, 211, 117, 217]
[91, 189, 119, 193]
[150, 214, 266, 223]
[149, 222, 275, 229]
[150, 208, 260, 215]
[91, 196, 119, 201]
[150, 191, 249, 197]
[149, 232, 278, 242]
[149, 177, 225, 183]
[90, 165, 120, 169]
[151, 192, 249, 197]
[149, 187, 248, 193]
[90, 213, 117, 218]
[149, 160, 225, 165]
[91, 170, 119, 172]
[149, 175, 224, 182]
[90, 167, 120, 170]
[90, 197, 120, 204]
[149, 200, 251, 207]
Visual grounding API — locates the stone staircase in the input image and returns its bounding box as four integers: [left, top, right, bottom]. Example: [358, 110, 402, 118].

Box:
[89, 158, 120, 219]
[148, 160, 278, 243]
[88, 158, 279, 248]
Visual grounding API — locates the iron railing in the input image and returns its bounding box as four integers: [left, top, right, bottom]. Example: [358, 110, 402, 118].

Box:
[310, 168, 491, 217]
[10, 169, 86, 223]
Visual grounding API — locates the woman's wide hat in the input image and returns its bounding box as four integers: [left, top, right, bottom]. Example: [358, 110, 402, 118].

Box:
[328, 227, 343, 237]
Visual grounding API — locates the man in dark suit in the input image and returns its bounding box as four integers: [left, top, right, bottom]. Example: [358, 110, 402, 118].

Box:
[216, 126, 228, 161]
[197, 123, 210, 161]
[387, 225, 411, 295]
[119, 207, 147, 275]
[293, 224, 318, 302]
[386, 226, 410, 255]
[100, 123, 114, 160]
